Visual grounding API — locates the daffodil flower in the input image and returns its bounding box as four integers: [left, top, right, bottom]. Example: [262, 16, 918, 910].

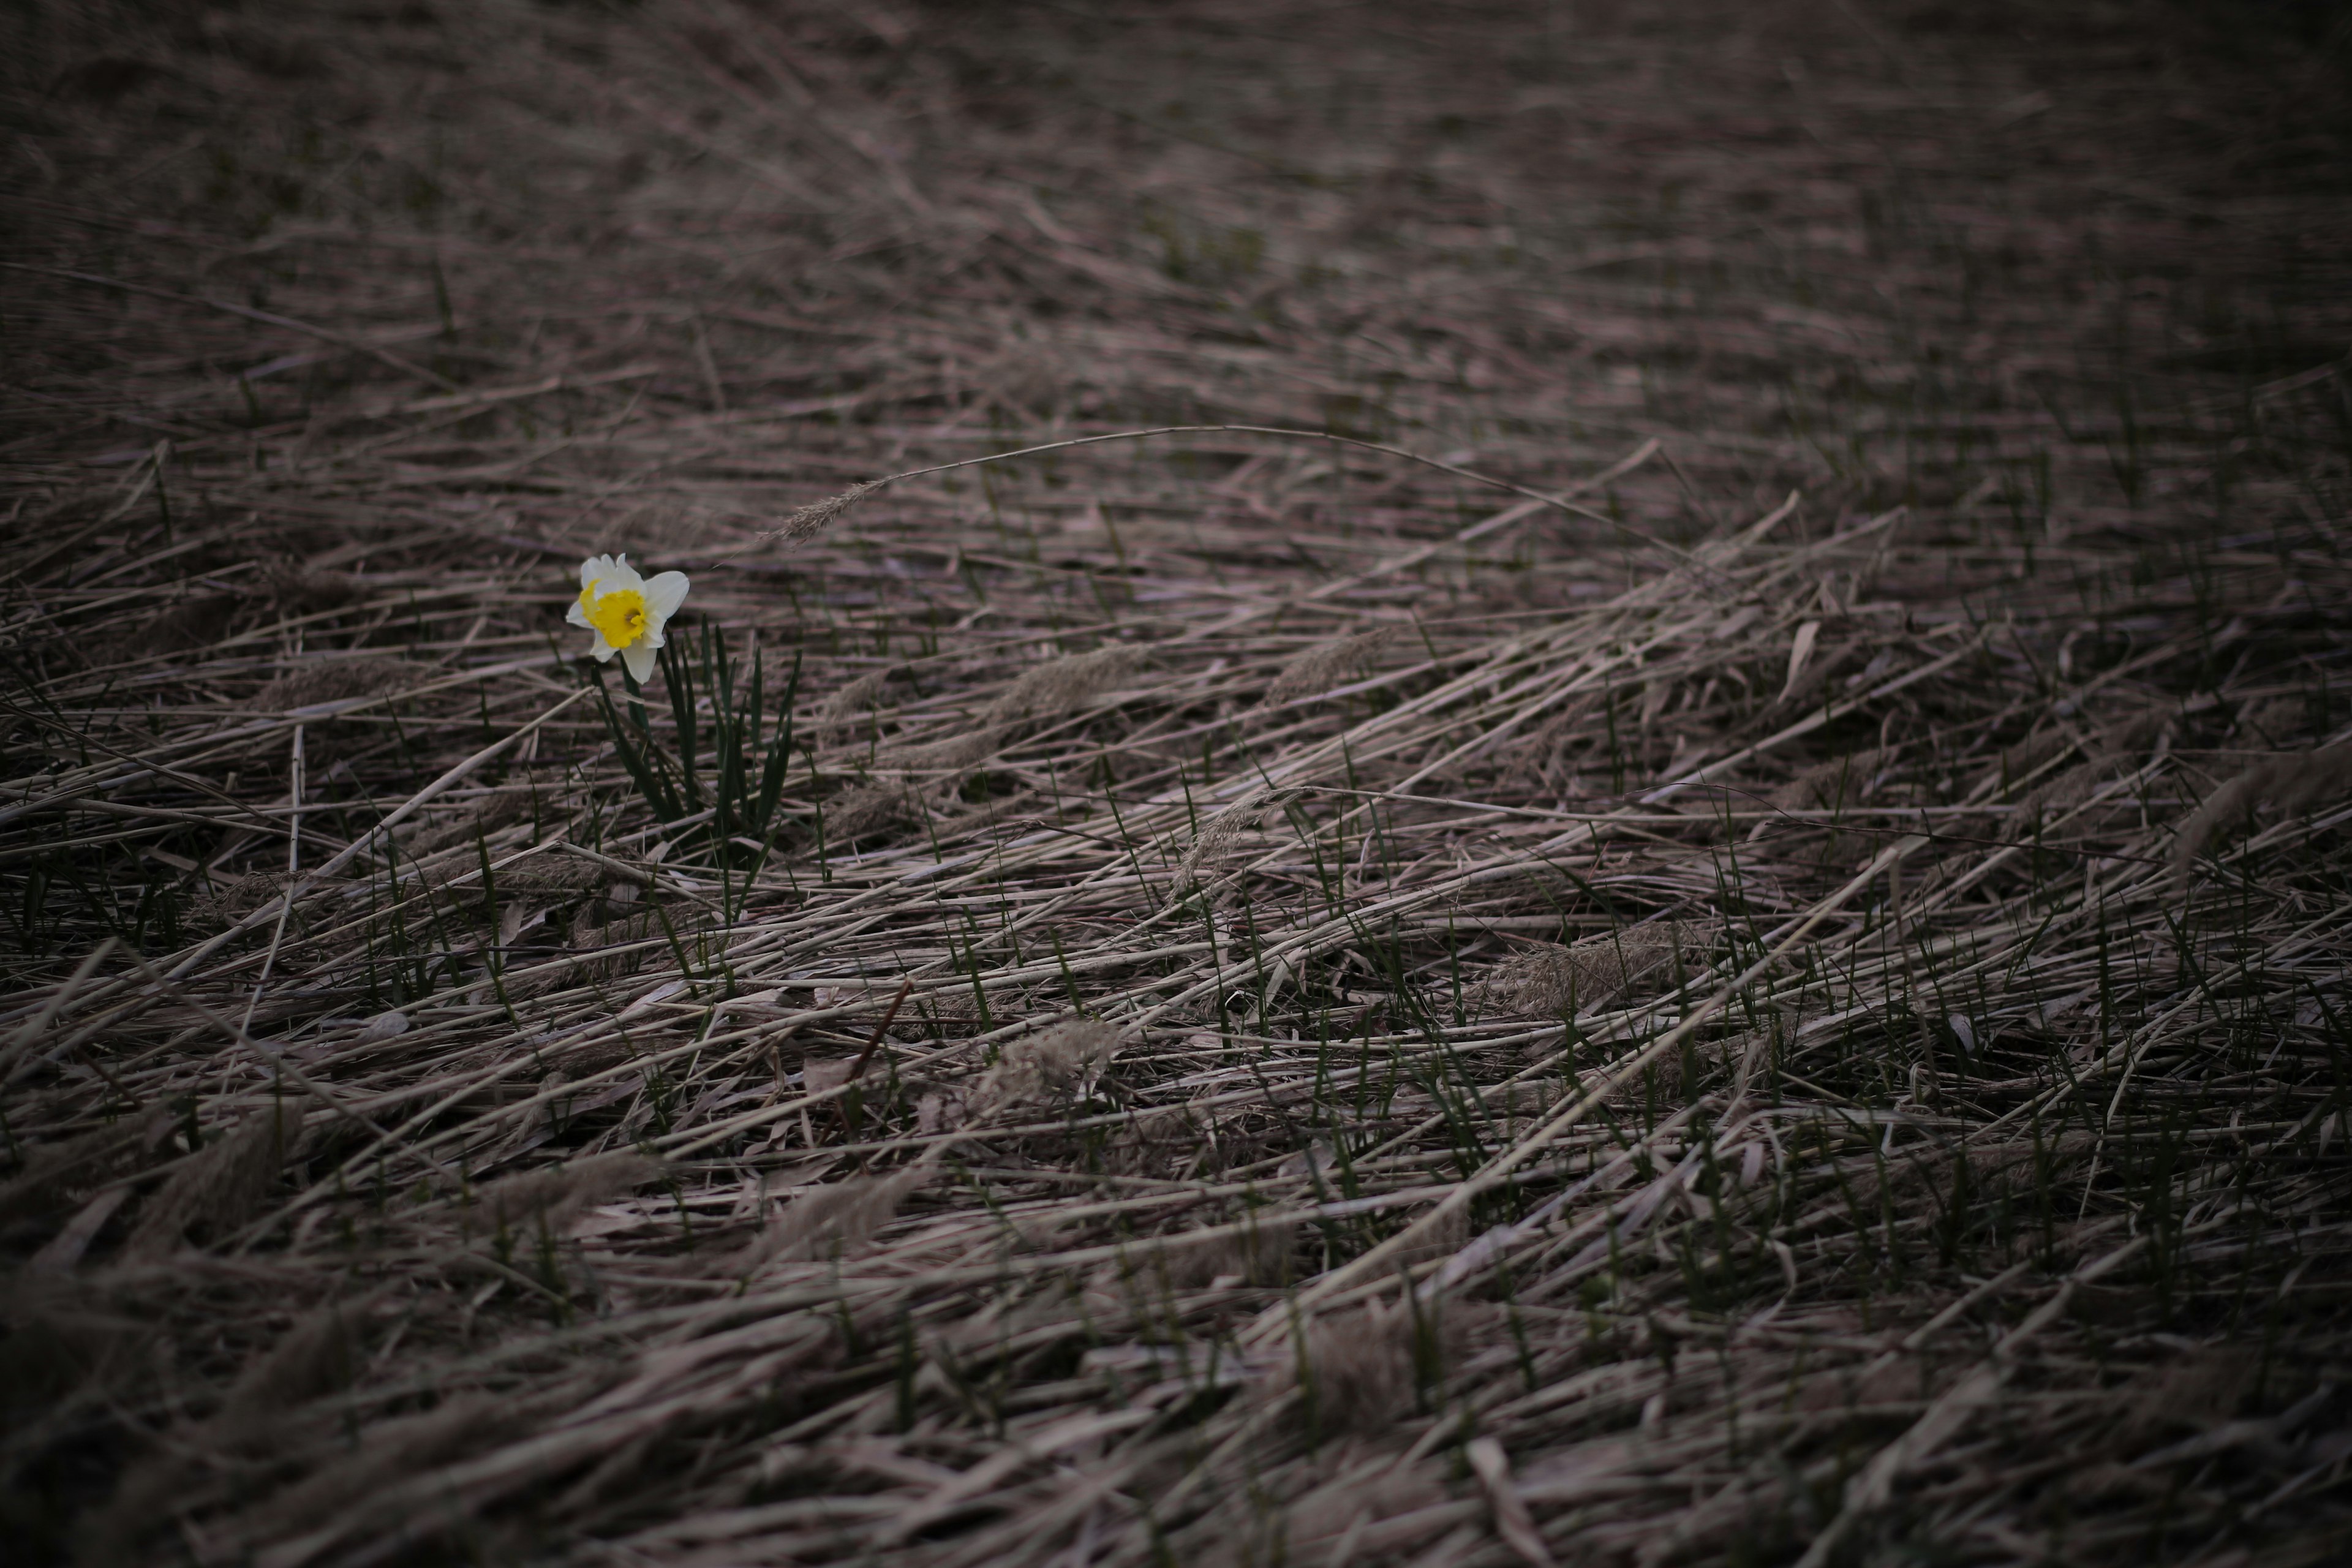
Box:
[568, 554, 689, 683]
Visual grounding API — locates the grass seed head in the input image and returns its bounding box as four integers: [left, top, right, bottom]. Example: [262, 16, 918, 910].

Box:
[1174, 786, 1278, 893]
[771, 478, 881, 545]
[0, 1114, 173, 1222]
[124, 1114, 288, 1259]
[1274, 1298, 1449, 1436]
[254, 657, 437, 711]
[818, 668, 895, 733]
[1259, 624, 1399, 709]
[970, 1016, 1123, 1118]
[739, 1167, 929, 1269]
[982, 644, 1141, 728]
[461, 1150, 657, 1237]
[2174, 740, 2352, 885]
[1478, 920, 1715, 1018]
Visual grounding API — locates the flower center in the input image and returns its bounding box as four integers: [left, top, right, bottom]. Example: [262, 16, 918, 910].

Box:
[582, 584, 649, 647]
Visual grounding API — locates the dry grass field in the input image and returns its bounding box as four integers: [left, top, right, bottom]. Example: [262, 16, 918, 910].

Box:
[6, 1, 2352, 1564]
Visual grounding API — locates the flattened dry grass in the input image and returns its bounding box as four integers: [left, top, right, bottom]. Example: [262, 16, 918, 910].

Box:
[6, 2, 2352, 1566]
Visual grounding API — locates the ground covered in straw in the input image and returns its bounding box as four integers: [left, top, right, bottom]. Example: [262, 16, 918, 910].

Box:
[6, 2, 2352, 1564]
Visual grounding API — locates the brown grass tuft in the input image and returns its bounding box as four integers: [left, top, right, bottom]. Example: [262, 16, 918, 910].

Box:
[216, 1300, 368, 1441]
[1478, 921, 1716, 1018]
[2174, 740, 2352, 884]
[1771, 747, 1885, 812]
[1173, 787, 1281, 894]
[123, 1114, 287, 1258]
[254, 656, 437, 711]
[769, 479, 883, 545]
[239, 1392, 519, 1544]
[968, 1016, 1123, 1119]
[982, 644, 1140, 728]
[0, 1114, 173, 1221]
[736, 1166, 930, 1270]
[460, 1151, 658, 1238]
[823, 778, 926, 842]
[1274, 1298, 1453, 1436]
[1260, 625, 1400, 709]
[818, 668, 895, 733]
[1158, 1212, 1300, 1289]
[179, 870, 288, 933]
[405, 786, 554, 856]
[263, 564, 363, 613]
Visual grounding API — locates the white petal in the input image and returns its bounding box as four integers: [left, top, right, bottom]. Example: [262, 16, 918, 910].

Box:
[601, 557, 646, 596]
[567, 598, 592, 629]
[579, 554, 617, 589]
[590, 638, 620, 662]
[643, 571, 690, 621]
[622, 643, 658, 683]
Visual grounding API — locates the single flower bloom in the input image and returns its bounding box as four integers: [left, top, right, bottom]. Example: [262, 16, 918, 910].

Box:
[568, 553, 689, 682]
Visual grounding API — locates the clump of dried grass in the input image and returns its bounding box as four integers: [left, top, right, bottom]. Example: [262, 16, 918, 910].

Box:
[1478, 921, 1716, 1018]
[735, 1166, 929, 1270]
[1273, 1298, 1453, 1436]
[405, 786, 556, 856]
[141, 592, 243, 655]
[7, 6, 2350, 1567]
[236, 1391, 522, 1546]
[823, 778, 925, 842]
[817, 668, 895, 733]
[1173, 787, 1283, 894]
[458, 1150, 657, 1237]
[123, 1113, 288, 1258]
[85, 1296, 377, 1561]
[564, 902, 702, 982]
[1771, 747, 1885, 812]
[179, 870, 285, 933]
[2235, 694, 2311, 746]
[1188, 1451, 1448, 1568]
[813, 650, 1134, 847]
[216, 1299, 368, 1439]
[0, 1112, 173, 1221]
[981, 644, 1140, 728]
[263, 564, 363, 613]
[254, 655, 437, 710]
[2173, 740, 2352, 884]
[968, 1016, 1123, 1120]
[476, 856, 603, 897]
[1157, 1212, 1300, 1289]
[1260, 625, 1399, 709]
[1996, 706, 2172, 834]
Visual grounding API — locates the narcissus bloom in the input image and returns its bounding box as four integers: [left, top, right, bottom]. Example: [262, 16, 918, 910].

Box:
[569, 554, 689, 683]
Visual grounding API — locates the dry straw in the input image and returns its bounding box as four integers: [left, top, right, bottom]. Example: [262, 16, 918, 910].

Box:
[254, 656, 437, 711]
[6, 6, 2347, 1567]
[123, 1113, 288, 1257]
[2173, 739, 2352, 884]
[1259, 624, 1401, 709]
[458, 1150, 657, 1237]
[981, 643, 1139, 728]
[1478, 921, 1718, 1019]
[736, 1166, 930, 1268]
[968, 1015, 1124, 1119]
